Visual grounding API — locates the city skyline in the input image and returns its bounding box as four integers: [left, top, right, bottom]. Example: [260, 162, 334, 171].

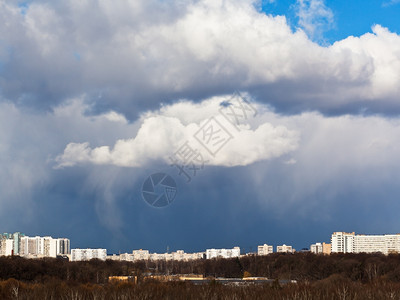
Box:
[4, 230, 400, 258]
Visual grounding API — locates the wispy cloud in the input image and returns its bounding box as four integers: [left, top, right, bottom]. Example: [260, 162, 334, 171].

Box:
[382, 0, 400, 7]
[294, 0, 334, 42]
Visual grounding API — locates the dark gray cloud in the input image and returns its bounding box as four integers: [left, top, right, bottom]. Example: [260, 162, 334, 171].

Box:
[1, 98, 400, 251]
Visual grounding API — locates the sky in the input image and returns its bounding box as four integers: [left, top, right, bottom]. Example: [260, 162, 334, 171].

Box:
[1, 0, 400, 254]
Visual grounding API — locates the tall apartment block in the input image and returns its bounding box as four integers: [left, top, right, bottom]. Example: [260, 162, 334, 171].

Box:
[1, 233, 70, 257]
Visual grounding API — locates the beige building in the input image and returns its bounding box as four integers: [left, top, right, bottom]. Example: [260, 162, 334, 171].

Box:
[322, 242, 331, 255]
[257, 244, 273, 255]
[277, 244, 294, 253]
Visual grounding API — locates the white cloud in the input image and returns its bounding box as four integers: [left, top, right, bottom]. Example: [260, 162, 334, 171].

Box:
[56, 95, 300, 168]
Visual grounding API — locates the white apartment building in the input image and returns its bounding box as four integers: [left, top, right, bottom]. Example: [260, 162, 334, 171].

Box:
[71, 249, 107, 261]
[0, 239, 14, 256]
[385, 235, 400, 254]
[0, 232, 25, 256]
[206, 247, 240, 259]
[310, 243, 323, 254]
[132, 249, 150, 260]
[331, 232, 400, 254]
[56, 238, 71, 255]
[171, 250, 204, 261]
[116, 250, 205, 262]
[20, 236, 70, 257]
[354, 235, 386, 254]
[277, 244, 294, 253]
[331, 232, 355, 253]
[258, 244, 273, 256]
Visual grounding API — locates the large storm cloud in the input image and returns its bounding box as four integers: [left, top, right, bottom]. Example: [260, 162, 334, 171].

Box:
[1, 0, 400, 252]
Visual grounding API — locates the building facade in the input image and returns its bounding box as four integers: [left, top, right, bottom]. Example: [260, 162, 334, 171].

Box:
[257, 244, 273, 256]
[310, 243, 323, 254]
[206, 247, 240, 259]
[20, 236, 71, 257]
[322, 242, 331, 255]
[331, 232, 355, 253]
[331, 232, 400, 254]
[0, 232, 25, 256]
[71, 249, 107, 261]
[277, 244, 294, 253]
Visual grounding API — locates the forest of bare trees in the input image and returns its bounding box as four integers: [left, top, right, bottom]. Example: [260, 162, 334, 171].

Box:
[2, 252, 400, 299]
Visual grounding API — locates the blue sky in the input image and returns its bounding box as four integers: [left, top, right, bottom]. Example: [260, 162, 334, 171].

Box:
[1, 0, 400, 254]
[262, 0, 400, 43]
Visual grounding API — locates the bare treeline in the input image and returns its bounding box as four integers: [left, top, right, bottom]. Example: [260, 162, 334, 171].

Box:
[1, 252, 400, 299]
[1, 279, 400, 299]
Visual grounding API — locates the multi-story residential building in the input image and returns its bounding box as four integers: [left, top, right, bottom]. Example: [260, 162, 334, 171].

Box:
[257, 244, 273, 256]
[310, 243, 323, 254]
[171, 250, 204, 261]
[277, 244, 294, 253]
[331, 232, 355, 253]
[56, 238, 71, 255]
[132, 249, 150, 260]
[206, 247, 240, 259]
[0, 232, 25, 256]
[322, 242, 331, 255]
[0, 239, 14, 256]
[115, 249, 205, 262]
[12, 232, 24, 254]
[331, 232, 400, 254]
[385, 235, 400, 254]
[71, 249, 107, 261]
[354, 235, 386, 254]
[20, 236, 70, 257]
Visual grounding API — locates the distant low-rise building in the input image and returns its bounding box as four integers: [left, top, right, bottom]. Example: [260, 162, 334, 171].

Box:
[257, 244, 273, 256]
[71, 248, 107, 261]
